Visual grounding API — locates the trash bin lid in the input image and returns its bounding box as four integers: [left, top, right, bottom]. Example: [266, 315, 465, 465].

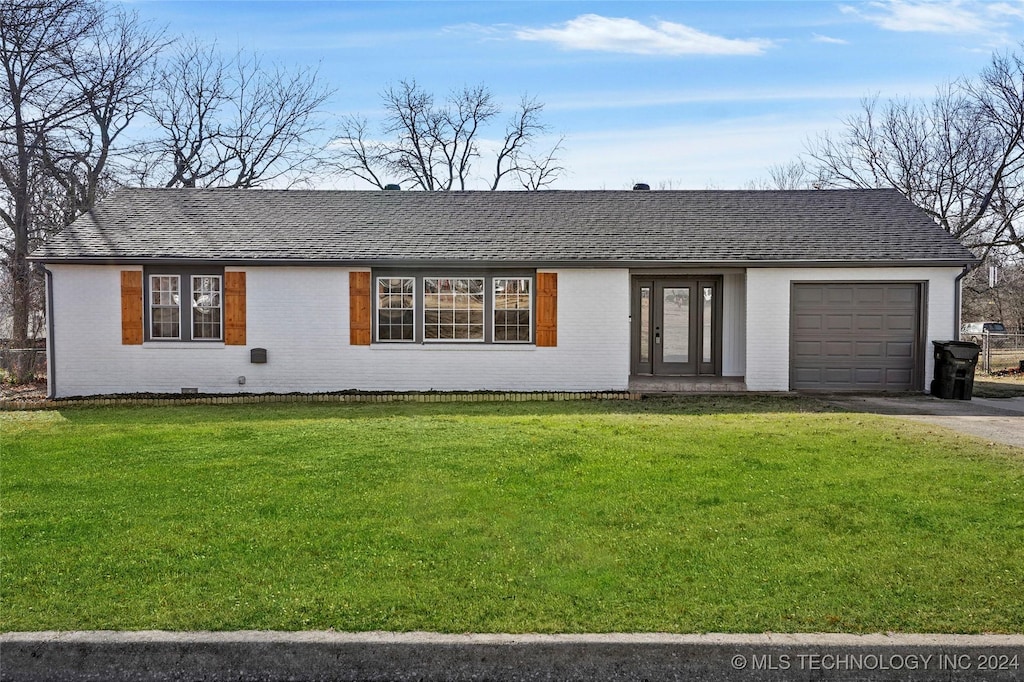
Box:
[933, 340, 981, 360]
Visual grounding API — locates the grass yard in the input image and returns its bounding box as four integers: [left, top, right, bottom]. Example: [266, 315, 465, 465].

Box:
[973, 373, 1024, 398]
[2, 396, 1022, 634]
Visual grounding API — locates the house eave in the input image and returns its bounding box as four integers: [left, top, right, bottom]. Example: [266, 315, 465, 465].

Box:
[29, 256, 981, 269]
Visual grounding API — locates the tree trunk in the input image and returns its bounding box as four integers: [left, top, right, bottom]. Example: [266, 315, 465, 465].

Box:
[7, 253, 36, 383]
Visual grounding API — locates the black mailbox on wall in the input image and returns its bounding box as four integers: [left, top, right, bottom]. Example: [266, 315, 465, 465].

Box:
[250, 348, 268, 364]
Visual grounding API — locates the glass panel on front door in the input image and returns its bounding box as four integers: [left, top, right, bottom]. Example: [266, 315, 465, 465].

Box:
[639, 287, 650, 364]
[662, 287, 690, 364]
[702, 286, 713, 364]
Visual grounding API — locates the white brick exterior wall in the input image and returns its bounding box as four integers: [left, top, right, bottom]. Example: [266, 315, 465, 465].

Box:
[744, 267, 962, 392]
[47, 265, 631, 397]
[46, 264, 962, 397]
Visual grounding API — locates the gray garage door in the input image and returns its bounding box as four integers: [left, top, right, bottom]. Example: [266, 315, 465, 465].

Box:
[791, 283, 922, 391]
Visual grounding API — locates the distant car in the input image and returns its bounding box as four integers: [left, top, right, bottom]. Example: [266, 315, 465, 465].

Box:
[961, 321, 1006, 343]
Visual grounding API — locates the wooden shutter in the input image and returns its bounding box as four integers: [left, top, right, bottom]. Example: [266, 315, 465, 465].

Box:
[535, 272, 557, 347]
[350, 271, 372, 345]
[120, 271, 143, 345]
[224, 271, 246, 345]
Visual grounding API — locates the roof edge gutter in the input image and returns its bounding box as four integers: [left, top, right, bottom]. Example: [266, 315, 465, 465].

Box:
[29, 257, 981, 269]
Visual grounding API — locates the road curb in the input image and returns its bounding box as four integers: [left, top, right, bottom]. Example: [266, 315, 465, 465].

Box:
[2, 631, 1022, 681]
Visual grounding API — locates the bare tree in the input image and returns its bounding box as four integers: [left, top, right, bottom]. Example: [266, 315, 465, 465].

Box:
[746, 160, 813, 190]
[962, 261, 1024, 333]
[38, 10, 165, 226]
[804, 47, 1024, 258]
[1, 0, 163, 380]
[332, 80, 564, 191]
[2, 0, 95, 370]
[489, 95, 564, 191]
[135, 40, 333, 188]
[967, 49, 1024, 257]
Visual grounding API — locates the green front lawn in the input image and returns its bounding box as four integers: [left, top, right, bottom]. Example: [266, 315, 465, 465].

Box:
[2, 397, 1022, 633]
[973, 374, 1024, 398]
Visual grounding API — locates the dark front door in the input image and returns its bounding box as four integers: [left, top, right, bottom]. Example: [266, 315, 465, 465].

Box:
[632, 277, 721, 377]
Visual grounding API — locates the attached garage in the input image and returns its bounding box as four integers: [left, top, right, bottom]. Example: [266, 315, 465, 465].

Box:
[790, 282, 924, 391]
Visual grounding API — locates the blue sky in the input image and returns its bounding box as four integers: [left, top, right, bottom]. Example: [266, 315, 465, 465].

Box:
[127, 0, 1024, 189]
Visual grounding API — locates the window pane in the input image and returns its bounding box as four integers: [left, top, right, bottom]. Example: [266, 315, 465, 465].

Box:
[662, 287, 689, 364]
[192, 275, 222, 340]
[150, 275, 181, 339]
[493, 278, 531, 343]
[702, 286, 713, 363]
[377, 277, 415, 341]
[639, 286, 650, 363]
[152, 307, 180, 339]
[424, 278, 484, 342]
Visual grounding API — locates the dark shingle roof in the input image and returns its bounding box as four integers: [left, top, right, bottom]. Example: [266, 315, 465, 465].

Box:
[31, 188, 976, 265]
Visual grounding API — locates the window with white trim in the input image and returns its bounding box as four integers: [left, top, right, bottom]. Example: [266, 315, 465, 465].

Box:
[493, 278, 532, 342]
[424, 277, 484, 341]
[191, 275, 223, 340]
[377, 277, 415, 341]
[145, 268, 224, 342]
[150, 275, 181, 339]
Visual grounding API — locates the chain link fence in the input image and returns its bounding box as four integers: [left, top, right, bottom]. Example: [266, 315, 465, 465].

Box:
[0, 347, 46, 382]
[971, 332, 1024, 373]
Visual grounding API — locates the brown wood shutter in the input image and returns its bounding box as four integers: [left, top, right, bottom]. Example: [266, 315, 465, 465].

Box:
[349, 271, 372, 345]
[535, 272, 557, 347]
[224, 271, 247, 345]
[120, 271, 143, 345]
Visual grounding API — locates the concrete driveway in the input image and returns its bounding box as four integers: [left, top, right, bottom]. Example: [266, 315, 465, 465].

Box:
[826, 395, 1024, 448]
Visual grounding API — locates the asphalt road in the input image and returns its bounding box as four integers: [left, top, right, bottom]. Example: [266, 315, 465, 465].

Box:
[2, 631, 1023, 682]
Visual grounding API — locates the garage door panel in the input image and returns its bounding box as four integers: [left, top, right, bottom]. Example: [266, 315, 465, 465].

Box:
[887, 341, 913, 357]
[855, 341, 883, 357]
[854, 368, 882, 384]
[824, 341, 853, 356]
[795, 314, 823, 330]
[886, 314, 915, 331]
[793, 367, 822, 384]
[887, 287, 918, 306]
[856, 314, 883, 331]
[794, 340, 822, 357]
[827, 287, 855, 304]
[854, 287, 885, 305]
[791, 283, 921, 391]
[824, 367, 853, 384]
[826, 315, 853, 330]
[794, 287, 825, 305]
[886, 368, 913, 385]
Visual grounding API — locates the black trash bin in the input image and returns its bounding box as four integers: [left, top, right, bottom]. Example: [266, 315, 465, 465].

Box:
[930, 340, 981, 400]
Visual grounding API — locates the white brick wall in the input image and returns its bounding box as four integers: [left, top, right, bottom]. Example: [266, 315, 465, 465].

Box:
[46, 264, 962, 396]
[744, 267, 962, 392]
[47, 265, 631, 397]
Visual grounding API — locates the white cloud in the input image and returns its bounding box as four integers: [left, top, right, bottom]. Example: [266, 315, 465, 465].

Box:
[841, 1, 991, 34]
[812, 33, 850, 45]
[514, 14, 773, 56]
[989, 1, 1024, 19]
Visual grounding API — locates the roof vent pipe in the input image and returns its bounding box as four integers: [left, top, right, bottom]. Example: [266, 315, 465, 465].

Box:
[632, 183, 650, 191]
[384, 183, 401, 191]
